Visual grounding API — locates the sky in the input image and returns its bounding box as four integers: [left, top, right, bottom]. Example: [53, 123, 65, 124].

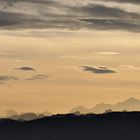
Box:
[0, 0, 140, 114]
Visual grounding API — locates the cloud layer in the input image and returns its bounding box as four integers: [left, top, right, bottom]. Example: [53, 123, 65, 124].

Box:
[0, 0, 139, 32]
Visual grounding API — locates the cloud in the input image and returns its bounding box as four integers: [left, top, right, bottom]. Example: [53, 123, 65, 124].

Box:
[118, 65, 140, 70]
[26, 74, 48, 80]
[15, 66, 36, 71]
[2, 0, 61, 6]
[80, 65, 117, 74]
[80, 18, 140, 32]
[0, 0, 139, 32]
[72, 4, 140, 19]
[99, 0, 140, 4]
[0, 75, 18, 81]
[94, 52, 120, 55]
[0, 75, 18, 84]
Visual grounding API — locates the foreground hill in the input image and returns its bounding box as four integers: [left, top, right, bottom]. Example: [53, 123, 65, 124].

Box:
[0, 112, 140, 140]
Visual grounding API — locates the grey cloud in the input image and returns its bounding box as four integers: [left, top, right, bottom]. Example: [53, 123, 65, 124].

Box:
[15, 66, 36, 71]
[0, 11, 83, 30]
[0, 0, 62, 7]
[26, 74, 48, 80]
[0, 11, 49, 29]
[80, 65, 117, 74]
[0, 0, 139, 32]
[72, 4, 140, 19]
[15, 0, 60, 4]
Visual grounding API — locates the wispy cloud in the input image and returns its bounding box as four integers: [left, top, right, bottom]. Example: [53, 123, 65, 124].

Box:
[99, 0, 140, 4]
[80, 65, 117, 74]
[0, 75, 18, 81]
[94, 52, 120, 55]
[118, 65, 140, 70]
[0, 75, 18, 84]
[26, 74, 48, 80]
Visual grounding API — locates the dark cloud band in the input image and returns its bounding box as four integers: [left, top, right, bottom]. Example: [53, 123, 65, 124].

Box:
[0, 0, 139, 32]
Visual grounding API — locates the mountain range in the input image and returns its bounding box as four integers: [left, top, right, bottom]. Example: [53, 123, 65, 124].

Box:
[70, 98, 140, 114]
[6, 111, 52, 121]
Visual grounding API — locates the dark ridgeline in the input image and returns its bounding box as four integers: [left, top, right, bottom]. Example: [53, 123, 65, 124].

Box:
[0, 112, 140, 140]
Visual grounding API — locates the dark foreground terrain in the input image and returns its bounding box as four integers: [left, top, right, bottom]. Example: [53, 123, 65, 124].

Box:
[0, 112, 140, 140]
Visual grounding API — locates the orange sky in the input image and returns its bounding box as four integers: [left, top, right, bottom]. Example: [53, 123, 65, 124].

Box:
[0, 0, 140, 114]
[0, 30, 140, 114]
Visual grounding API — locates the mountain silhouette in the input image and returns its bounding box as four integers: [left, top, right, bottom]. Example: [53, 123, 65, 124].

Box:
[71, 98, 140, 114]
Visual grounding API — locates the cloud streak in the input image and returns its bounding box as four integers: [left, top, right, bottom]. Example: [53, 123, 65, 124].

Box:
[99, 0, 140, 4]
[80, 18, 140, 32]
[15, 66, 36, 71]
[118, 65, 140, 70]
[94, 52, 120, 55]
[0, 75, 18, 84]
[80, 65, 117, 74]
[0, 75, 18, 81]
[26, 74, 48, 80]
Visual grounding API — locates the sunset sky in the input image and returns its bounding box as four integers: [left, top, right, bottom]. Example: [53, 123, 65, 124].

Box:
[0, 0, 140, 114]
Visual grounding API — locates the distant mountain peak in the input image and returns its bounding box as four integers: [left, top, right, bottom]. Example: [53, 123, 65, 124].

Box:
[95, 102, 111, 106]
[74, 105, 87, 110]
[70, 105, 89, 114]
[126, 97, 140, 102]
[119, 97, 140, 105]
